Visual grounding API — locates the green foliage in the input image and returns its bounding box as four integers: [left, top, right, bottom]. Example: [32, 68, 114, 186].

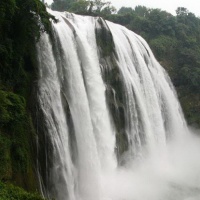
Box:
[51, 0, 116, 15]
[178, 89, 200, 127]
[0, 135, 12, 181]
[0, 181, 45, 200]
[176, 7, 189, 16]
[52, 0, 74, 11]
[0, 0, 54, 91]
[0, 91, 26, 128]
[0, 0, 53, 191]
[69, 0, 90, 14]
[0, 90, 36, 187]
[118, 7, 133, 15]
[149, 35, 178, 60]
[91, 0, 116, 14]
[134, 6, 149, 17]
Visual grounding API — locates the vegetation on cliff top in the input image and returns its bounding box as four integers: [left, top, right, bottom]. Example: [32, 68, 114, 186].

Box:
[51, 0, 116, 15]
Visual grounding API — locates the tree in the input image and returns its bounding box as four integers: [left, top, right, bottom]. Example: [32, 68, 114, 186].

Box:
[100, 2, 116, 15]
[176, 7, 189, 16]
[150, 35, 178, 60]
[90, 0, 115, 14]
[118, 7, 133, 15]
[134, 5, 149, 17]
[51, 0, 75, 11]
[69, 0, 90, 13]
[51, 0, 116, 15]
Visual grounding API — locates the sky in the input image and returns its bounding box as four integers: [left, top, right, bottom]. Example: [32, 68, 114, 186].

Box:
[45, 0, 200, 17]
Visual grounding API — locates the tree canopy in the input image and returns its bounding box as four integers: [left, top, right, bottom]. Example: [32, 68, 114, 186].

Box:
[51, 0, 116, 15]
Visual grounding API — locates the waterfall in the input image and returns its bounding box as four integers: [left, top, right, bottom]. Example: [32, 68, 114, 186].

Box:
[36, 10, 200, 200]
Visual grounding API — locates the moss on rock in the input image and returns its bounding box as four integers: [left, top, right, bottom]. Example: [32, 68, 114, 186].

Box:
[95, 18, 129, 160]
[0, 90, 38, 191]
[0, 181, 45, 200]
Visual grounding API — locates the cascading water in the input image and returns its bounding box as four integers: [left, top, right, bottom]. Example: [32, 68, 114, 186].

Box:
[36, 10, 200, 200]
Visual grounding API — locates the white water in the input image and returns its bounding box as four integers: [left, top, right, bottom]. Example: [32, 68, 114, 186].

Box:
[36, 11, 200, 200]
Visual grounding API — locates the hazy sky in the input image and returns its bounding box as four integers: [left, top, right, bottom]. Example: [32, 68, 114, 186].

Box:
[45, 0, 200, 16]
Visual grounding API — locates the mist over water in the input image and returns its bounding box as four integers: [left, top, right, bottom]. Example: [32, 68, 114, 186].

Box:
[102, 132, 200, 200]
[36, 10, 200, 200]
